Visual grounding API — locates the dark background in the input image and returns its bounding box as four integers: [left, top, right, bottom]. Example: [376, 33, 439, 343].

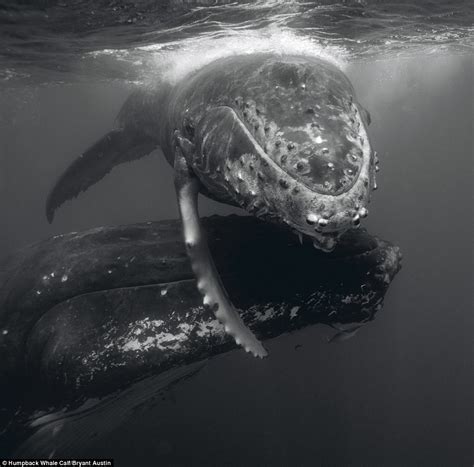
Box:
[0, 53, 472, 465]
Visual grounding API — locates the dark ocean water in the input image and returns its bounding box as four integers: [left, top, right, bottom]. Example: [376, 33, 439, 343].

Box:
[0, 1, 473, 466]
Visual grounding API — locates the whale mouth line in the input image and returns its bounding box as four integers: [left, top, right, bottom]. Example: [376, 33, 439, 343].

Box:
[224, 110, 354, 247]
[234, 106, 368, 198]
[233, 109, 341, 198]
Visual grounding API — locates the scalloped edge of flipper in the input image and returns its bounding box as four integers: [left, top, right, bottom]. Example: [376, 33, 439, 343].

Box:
[173, 145, 268, 358]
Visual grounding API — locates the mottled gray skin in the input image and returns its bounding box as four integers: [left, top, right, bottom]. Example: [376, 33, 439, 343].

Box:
[0, 216, 401, 401]
[164, 54, 376, 249]
[45, 53, 377, 357]
[0, 217, 401, 457]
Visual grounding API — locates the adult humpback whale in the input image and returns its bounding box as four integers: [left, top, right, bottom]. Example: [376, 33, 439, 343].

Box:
[0, 217, 401, 456]
[46, 53, 377, 357]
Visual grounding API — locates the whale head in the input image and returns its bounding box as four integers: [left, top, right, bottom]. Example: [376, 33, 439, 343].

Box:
[190, 55, 378, 251]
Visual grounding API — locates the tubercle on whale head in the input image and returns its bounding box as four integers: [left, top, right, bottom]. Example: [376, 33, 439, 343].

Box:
[232, 98, 371, 193]
[190, 59, 377, 252]
[192, 104, 377, 253]
[220, 146, 374, 253]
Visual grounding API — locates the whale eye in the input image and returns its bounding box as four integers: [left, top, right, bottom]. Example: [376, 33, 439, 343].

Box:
[184, 118, 195, 138]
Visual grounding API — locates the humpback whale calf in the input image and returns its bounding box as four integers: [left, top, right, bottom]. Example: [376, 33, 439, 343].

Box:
[46, 53, 378, 357]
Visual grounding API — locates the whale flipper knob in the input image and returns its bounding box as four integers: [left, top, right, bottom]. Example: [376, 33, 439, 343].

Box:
[173, 140, 267, 358]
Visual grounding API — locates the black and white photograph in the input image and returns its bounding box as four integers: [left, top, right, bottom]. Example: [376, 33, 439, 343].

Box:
[0, 1, 472, 465]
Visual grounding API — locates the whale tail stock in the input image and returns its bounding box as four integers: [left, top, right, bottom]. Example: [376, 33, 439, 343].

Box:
[45, 88, 165, 223]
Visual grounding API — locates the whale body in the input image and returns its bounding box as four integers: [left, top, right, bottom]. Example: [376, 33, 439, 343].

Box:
[0, 217, 401, 456]
[45, 54, 378, 357]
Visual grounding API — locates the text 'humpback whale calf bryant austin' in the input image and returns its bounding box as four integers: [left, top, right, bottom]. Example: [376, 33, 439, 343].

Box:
[46, 53, 379, 358]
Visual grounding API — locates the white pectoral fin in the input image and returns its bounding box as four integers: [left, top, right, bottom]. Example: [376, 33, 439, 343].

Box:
[173, 143, 267, 358]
